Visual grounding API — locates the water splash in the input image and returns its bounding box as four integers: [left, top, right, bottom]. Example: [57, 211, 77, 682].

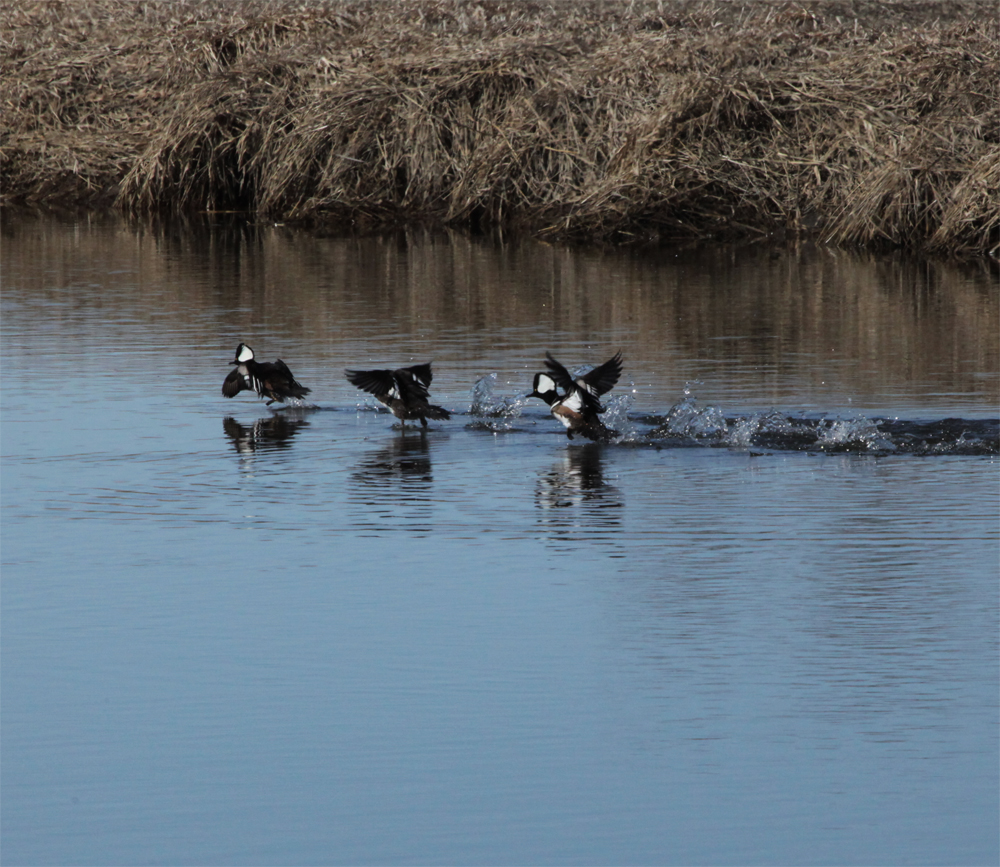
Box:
[279, 396, 318, 410]
[602, 391, 638, 441]
[816, 416, 897, 452]
[642, 387, 997, 454]
[468, 373, 525, 431]
[867, 417, 998, 455]
[654, 388, 728, 441]
[726, 410, 795, 448]
[720, 412, 998, 454]
[463, 377, 997, 455]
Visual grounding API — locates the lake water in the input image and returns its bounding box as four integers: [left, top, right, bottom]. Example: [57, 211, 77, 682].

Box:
[2, 213, 998, 866]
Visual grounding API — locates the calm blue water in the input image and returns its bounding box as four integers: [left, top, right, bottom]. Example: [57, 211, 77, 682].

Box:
[2, 215, 998, 866]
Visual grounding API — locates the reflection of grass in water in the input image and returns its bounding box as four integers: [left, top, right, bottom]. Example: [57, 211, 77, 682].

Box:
[3, 0, 996, 256]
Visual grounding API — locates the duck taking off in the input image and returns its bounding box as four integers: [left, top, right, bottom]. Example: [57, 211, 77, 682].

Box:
[345, 363, 450, 428]
[222, 342, 312, 406]
[527, 351, 624, 441]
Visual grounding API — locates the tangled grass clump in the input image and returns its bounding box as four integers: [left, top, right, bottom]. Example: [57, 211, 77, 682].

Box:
[2, 0, 997, 256]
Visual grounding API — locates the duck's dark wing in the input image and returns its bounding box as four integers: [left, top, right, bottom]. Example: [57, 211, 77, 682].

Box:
[272, 359, 295, 379]
[543, 353, 576, 392]
[271, 359, 311, 397]
[222, 368, 247, 398]
[579, 351, 623, 396]
[402, 363, 434, 388]
[393, 367, 434, 403]
[346, 368, 396, 398]
[544, 351, 618, 414]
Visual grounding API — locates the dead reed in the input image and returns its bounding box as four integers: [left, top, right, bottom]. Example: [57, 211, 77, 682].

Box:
[2, 0, 997, 256]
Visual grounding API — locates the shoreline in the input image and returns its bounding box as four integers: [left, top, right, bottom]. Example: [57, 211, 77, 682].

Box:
[2, 0, 997, 257]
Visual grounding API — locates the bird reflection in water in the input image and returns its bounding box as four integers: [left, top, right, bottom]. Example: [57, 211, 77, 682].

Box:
[535, 444, 624, 552]
[349, 431, 437, 536]
[222, 412, 311, 458]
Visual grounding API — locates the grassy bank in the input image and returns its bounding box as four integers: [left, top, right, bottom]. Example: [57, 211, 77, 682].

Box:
[2, 0, 997, 256]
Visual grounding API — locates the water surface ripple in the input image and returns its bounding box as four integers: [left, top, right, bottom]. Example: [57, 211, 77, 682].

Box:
[2, 215, 997, 867]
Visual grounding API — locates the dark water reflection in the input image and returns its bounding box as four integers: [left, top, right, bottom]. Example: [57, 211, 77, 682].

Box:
[350, 431, 438, 537]
[2, 214, 997, 867]
[223, 412, 312, 456]
[534, 445, 625, 553]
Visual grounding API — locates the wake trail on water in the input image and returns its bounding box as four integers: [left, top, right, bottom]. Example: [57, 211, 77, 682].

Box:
[466, 375, 999, 455]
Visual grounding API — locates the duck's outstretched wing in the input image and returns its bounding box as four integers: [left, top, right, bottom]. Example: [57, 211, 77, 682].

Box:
[222, 368, 247, 398]
[579, 351, 623, 396]
[543, 353, 575, 392]
[270, 359, 311, 397]
[402, 363, 434, 388]
[544, 351, 621, 414]
[345, 368, 396, 398]
[393, 366, 437, 403]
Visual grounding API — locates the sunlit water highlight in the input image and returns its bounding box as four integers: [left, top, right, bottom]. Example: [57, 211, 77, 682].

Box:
[2, 214, 997, 866]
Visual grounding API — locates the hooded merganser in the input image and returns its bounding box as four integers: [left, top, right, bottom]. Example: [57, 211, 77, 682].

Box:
[526, 351, 623, 441]
[345, 362, 450, 428]
[222, 342, 312, 406]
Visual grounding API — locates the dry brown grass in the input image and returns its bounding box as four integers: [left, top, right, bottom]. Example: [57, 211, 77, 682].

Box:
[2, 0, 997, 256]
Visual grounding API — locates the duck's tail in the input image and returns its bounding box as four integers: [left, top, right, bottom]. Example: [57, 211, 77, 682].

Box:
[423, 404, 451, 421]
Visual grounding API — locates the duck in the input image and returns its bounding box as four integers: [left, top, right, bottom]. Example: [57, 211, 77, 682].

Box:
[222, 342, 311, 406]
[345, 362, 450, 428]
[526, 351, 623, 441]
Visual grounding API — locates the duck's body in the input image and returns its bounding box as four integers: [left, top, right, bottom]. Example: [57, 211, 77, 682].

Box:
[222, 342, 311, 406]
[345, 363, 450, 427]
[527, 351, 623, 441]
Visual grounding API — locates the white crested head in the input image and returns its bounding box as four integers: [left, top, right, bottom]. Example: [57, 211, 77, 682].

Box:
[236, 343, 255, 362]
[533, 373, 557, 395]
